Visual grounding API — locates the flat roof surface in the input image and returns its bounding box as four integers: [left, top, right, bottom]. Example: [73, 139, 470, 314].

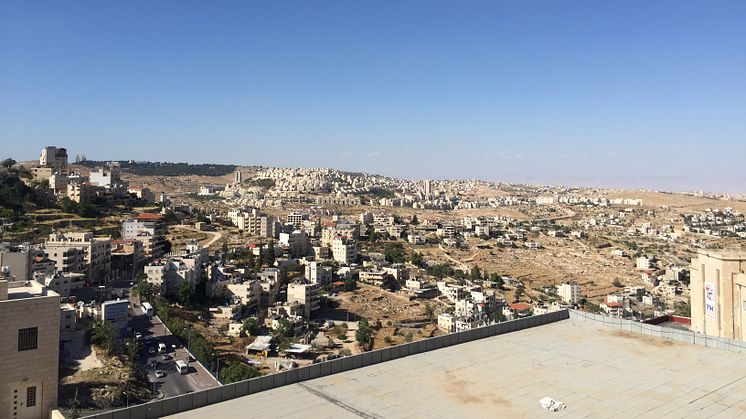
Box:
[168, 319, 746, 418]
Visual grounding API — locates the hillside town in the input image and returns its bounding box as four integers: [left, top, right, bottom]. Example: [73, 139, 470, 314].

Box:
[1, 145, 745, 418]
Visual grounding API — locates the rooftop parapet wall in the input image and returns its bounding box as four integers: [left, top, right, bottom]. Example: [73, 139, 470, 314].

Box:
[84, 310, 570, 419]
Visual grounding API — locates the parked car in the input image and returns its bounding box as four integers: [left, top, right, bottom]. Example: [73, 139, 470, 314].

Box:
[155, 369, 166, 378]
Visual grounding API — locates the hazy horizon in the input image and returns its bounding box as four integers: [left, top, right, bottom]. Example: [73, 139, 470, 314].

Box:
[2, 2, 744, 194]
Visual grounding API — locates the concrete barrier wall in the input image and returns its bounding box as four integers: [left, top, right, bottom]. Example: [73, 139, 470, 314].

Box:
[568, 309, 746, 353]
[84, 310, 569, 419]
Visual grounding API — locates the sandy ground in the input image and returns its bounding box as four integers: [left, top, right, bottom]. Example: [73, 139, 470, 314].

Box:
[63, 327, 104, 370]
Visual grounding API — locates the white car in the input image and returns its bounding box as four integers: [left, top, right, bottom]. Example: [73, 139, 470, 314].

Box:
[155, 369, 166, 378]
[135, 332, 142, 340]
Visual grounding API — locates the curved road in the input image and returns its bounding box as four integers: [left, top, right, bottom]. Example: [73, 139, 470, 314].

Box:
[171, 224, 223, 248]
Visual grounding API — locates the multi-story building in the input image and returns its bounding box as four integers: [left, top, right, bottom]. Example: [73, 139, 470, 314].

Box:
[557, 282, 581, 305]
[690, 250, 746, 341]
[111, 240, 144, 282]
[39, 146, 67, 169]
[37, 272, 86, 298]
[226, 280, 262, 310]
[287, 212, 309, 229]
[44, 246, 87, 277]
[305, 262, 332, 286]
[0, 279, 60, 419]
[287, 282, 319, 319]
[145, 255, 201, 297]
[331, 237, 357, 265]
[47, 173, 69, 196]
[122, 213, 166, 259]
[279, 230, 311, 258]
[45, 232, 111, 284]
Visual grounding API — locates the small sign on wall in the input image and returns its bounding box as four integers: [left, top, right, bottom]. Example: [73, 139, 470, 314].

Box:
[705, 282, 716, 318]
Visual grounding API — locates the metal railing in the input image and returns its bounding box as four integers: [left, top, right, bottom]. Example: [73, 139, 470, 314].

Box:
[568, 309, 746, 352]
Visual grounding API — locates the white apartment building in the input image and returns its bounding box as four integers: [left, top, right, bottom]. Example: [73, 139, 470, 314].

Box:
[557, 282, 581, 305]
[145, 257, 200, 297]
[122, 213, 166, 258]
[287, 282, 319, 319]
[226, 280, 262, 310]
[332, 237, 357, 265]
[45, 232, 111, 284]
[279, 230, 311, 258]
[305, 262, 332, 285]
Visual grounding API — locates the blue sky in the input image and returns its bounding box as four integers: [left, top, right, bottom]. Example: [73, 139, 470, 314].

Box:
[1, 1, 745, 192]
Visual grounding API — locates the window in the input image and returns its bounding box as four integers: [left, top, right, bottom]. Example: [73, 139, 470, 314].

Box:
[26, 386, 36, 407]
[18, 327, 38, 351]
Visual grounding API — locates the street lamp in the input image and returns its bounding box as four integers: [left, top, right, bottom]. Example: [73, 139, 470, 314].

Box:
[122, 391, 129, 408]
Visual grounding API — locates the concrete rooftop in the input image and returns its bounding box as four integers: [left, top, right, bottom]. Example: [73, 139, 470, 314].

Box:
[168, 318, 746, 418]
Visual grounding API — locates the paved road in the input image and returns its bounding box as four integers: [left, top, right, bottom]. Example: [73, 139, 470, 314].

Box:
[130, 306, 221, 398]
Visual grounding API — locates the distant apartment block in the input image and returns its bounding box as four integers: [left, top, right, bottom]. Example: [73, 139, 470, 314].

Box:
[331, 237, 357, 265]
[122, 213, 166, 259]
[39, 146, 68, 169]
[45, 232, 112, 284]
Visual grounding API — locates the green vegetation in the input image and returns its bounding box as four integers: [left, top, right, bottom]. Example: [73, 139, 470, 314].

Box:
[244, 178, 275, 189]
[366, 187, 396, 199]
[513, 283, 525, 301]
[355, 318, 373, 348]
[424, 303, 435, 322]
[89, 320, 119, 355]
[427, 263, 456, 279]
[674, 301, 691, 317]
[156, 301, 216, 371]
[240, 317, 261, 337]
[383, 242, 405, 263]
[220, 362, 262, 384]
[0, 163, 37, 216]
[79, 160, 236, 177]
[57, 198, 102, 218]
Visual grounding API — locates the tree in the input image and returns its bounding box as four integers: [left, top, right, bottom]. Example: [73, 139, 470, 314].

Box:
[410, 214, 419, 225]
[132, 275, 155, 302]
[424, 303, 435, 322]
[674, 301, 691, 317]
[220, 362, 261, 384]
[383, 243, 405, 263]
[343, 276, 357, 292]
[470, 266, 482, 281]
[410, 251, 423, 267]
[514, 284, 525, 302]
[240, 317, 261, 337]
[273, 317, 291, 338]
[366, 225, 379, 242]
[124, 337, 140, 366]
[263, 242, 276, 266]
[69, 388, 82, 419]
[612, 279, 624, 288]
[490, 273, 505, 290]
[176, 281, 193, 306]
[356, 318, 372, 348]
[1, 158, 16, 169]
[90, 320, 118, 354]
